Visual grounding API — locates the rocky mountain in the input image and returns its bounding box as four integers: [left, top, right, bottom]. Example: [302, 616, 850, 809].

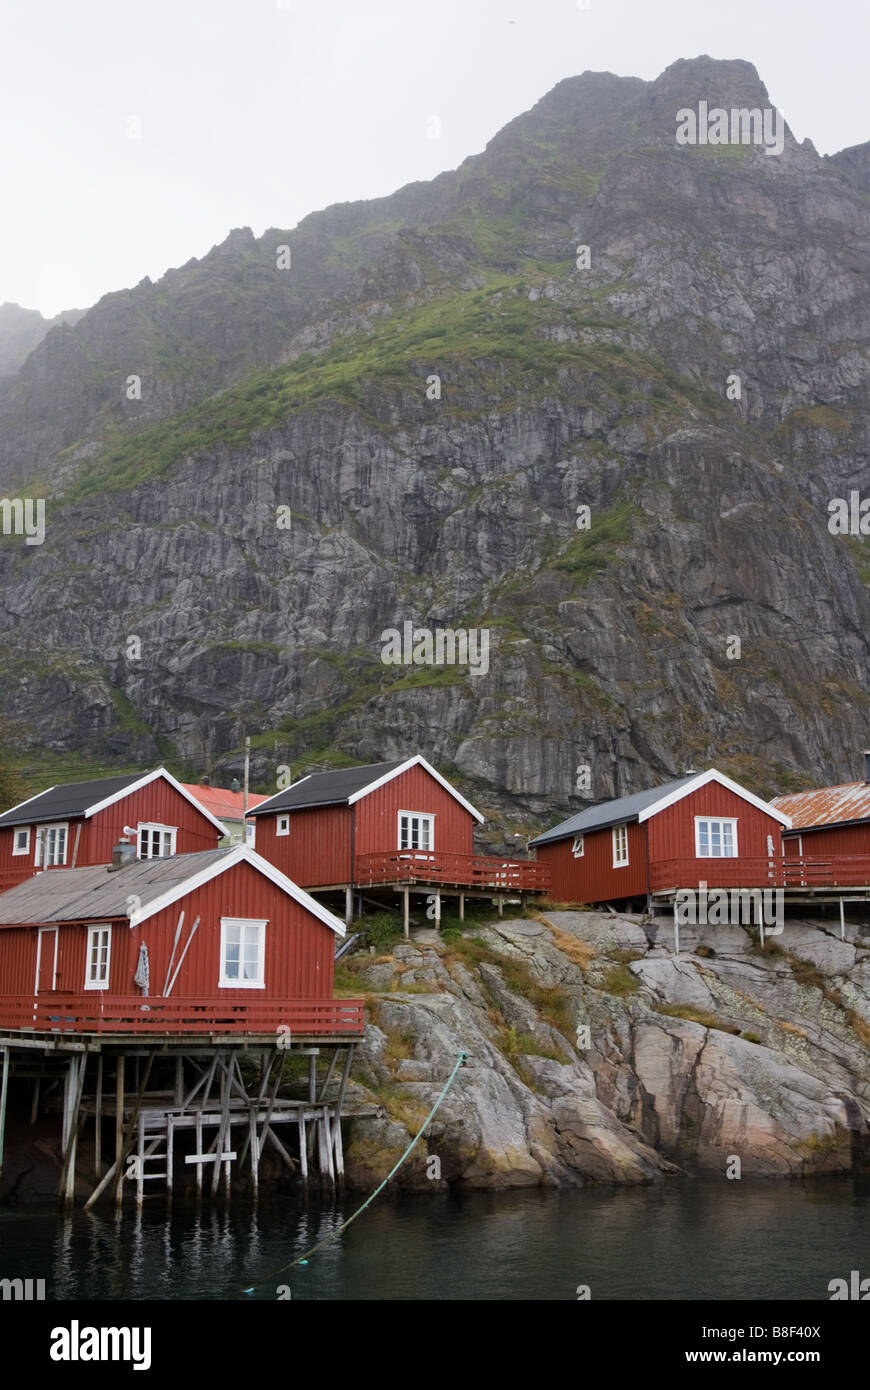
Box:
[2, 55, 870, 835]
[0, 302, 85, 379]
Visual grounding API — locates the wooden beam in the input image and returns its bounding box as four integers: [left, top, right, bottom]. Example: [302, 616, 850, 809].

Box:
[459, 893, 465, 922]
[115, 1054, 124, 1180]
[403, 887, 409, 940]
[58, 1053, 87, 1205]
[0, 1046, 9, 1176]
[94, 1054, 103, 1178]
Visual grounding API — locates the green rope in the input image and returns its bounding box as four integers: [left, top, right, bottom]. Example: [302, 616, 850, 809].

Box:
[241, 1049, 467, 1296]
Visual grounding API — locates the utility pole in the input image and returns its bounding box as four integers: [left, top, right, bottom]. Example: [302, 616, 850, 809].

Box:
[243, 736, 250, 845]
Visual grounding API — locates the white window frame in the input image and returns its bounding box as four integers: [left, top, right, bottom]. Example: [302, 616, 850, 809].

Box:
[245, 820, 256, 847]
[275, 814, 290, 837]
[572, 834, 585, 858]
[219, 917, 267, 989]
[137, 822, 177, 859]
[612, 823, 629, 868]
[12, 826, 30, 856]
[694, 816, 738, 859]
[397, 811, 435, 852]
[35, 822, 68, 867]
[85, 925, 112, 990]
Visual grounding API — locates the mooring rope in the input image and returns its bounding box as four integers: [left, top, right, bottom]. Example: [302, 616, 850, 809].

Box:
[240, 1049, 468, 1296]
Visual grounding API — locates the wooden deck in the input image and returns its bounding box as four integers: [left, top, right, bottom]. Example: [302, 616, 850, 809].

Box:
[354, 849, 550, 892]
[650, 855, 870, 895]
[0, 994, 365, 1038]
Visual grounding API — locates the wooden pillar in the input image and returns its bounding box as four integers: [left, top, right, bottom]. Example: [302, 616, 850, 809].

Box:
[195, 1110, 203, 1200]
[59, 1054, 86, 1206]
[459, 893, 465, 922]
[136, 1112, 145, 1207]
[345, 887, 353, 927]
[840, 898, 846, 941]
[308, 1053, 317, 1104]
[298, 1108, 308, 1182]
[673, 898, 680, 955]
[403, 888, 410, 940]
[115, 1055, 125, 1176]
[0, 1046, 9, 1177]
[174, 1056, 183, 1106]
[166, 1117, 174, 1201]
[497, 896, 504, 918]
[331, 1046, 354, 1184]
[435, 890, 441, 928]
[94, 1054, 103, 1178]
[249, 1110, 259, 1201]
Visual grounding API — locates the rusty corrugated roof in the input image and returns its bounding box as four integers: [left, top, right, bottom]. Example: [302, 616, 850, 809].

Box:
[771, 780, 870, 829]
[181, 784, 269, 824]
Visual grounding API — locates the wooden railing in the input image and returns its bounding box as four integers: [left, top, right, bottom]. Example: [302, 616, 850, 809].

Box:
[0, 995, 365, 1037]
[355, 850, 550, 892]
[650, 856, 870, 892]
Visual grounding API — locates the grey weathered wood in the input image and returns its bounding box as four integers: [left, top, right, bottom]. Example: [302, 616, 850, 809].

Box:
[94, 1054, 103, 1178]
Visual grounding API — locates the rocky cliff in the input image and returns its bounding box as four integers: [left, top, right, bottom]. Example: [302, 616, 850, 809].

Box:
[341, 910, 870, 1187]
[2, 55, 870, 829]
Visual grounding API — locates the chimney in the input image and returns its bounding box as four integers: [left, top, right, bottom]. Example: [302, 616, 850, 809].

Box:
[863, 750, 870, 784]
[109, 840, 137, 872]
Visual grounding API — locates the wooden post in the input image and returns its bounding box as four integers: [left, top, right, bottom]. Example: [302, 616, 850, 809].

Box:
[249, 1110, 259, 1201]
[166, 1117, 174, 1201]
[94, 1054, 103, 1178]
[30, 1077, 40, 1126]
[403, 888, 409, 939]
[330, 1046, 354, 1183]
[298, 1108, 308, 1182]
[497, 896, 504, 918]
[673, 898, 680, 955]
[211, 1055, 232, 1197]
[115, 1054, 125, 1181]
[435, 891, 441, 928]
[136, 1112, 145, 1207]
[840, 898, 846, 941]
[345, 887, 353, 927]
[195, 1110, 203, 1200]
[59, 1054, 87, 1206]
[459, 893, 465, 922]
[0, 1046, 9, 1177]
[308, 1053, 317, 1105]
[174, 1056, 183, 1106]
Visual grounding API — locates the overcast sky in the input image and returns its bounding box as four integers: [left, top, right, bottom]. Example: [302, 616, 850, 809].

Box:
[1, 0, 867, 317]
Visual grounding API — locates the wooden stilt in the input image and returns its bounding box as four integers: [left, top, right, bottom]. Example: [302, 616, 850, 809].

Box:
[195, 1110, 203, 1199]
[308, 1053, 317, 1104]
[345, 887, 353, 926]
[673, 899, 680, 955]
[59, 1054, 87, 1205]
[211, 1055, 232, 1197]
[403, 888, 410, 939]
[30, 1076, 40, 1126]
[115, 1055, 125, 1187]
[136, 1112, 145, 1206]
[497, 895, 504, 918]
[94, 1054, 103, 1178]
[330, 1046, 354, 1184]
[174, 1056, 183, 1106]
[248, 1110, 259, 1201]
[263, 1126, 296, 1171]
[317, 1050, 339, 1102]
[435, 890, 441, 928]
[459, 893, 465, 922]
[840, 898, 846, 941]
[298, 1108, 308, 1182]
[166, 1117, 174, 1201]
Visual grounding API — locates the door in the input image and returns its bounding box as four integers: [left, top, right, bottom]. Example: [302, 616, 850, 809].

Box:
[35, 927, 58, 993]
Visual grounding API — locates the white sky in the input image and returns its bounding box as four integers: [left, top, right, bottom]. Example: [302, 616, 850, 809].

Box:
[1, 0, 867, 317]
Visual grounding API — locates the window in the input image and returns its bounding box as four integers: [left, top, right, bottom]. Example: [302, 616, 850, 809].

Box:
[275, 814, 289, 837]
[612, 824, 629, 867]
[695, 817, 738, 858]
[12, 827, 30, 856]
[572, 834, 585, 858]
[398, 812, 434, 851]
[35, 823, 67, 867]
[85, 926, 111, 989]
[138, 823, 177, 859]
[245, 821, 256, 847]
[219, 918, 266, 988]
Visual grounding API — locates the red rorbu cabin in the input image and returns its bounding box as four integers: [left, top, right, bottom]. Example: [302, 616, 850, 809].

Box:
[0, 768, 226, 891]
[529, 768, 791, 907]
[0, 843, 360, 1038]
[249, 754, 549, 925]
[771, 752, 870, 871]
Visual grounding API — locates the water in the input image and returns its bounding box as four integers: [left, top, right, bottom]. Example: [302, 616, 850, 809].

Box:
[1, 1179, 867, 1301]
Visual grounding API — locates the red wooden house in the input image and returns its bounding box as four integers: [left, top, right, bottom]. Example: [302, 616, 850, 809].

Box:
[529, 768, 791, 907]
[0, 843, 360, 1038]
[771, 753, 870, 864]
[0, 768, 226, 889]
[249, 755, 549, 925]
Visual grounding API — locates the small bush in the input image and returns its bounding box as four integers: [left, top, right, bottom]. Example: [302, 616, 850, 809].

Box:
[600, 964, 639, 996]
[742, 1031, 762, 1044]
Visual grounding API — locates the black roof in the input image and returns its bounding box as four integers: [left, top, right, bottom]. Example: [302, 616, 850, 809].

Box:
[250, 760, 408, 815]
[528, 775, 697, 847]
[0, 773, 145, 829]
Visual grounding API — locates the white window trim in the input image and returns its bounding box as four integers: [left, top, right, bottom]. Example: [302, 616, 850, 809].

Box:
[137, 822, 177, 859]
[245, 820, 256, 847]
[694, 816, 739, 859]
[572, 834, 585, 858]
[275, 814, 290, 837]
[84, 925, 112, 990]
[397, 810, 435, 852]
[35, 822, 68, 867]
[612, 824, 629, 868]
[12, 826, 30, 856]
[219, 917, 267, 989]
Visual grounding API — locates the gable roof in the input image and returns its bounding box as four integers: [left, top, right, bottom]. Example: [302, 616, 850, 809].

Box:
[181, 784, 269, 825]
[771, 781, 870, 831]
[529, 768, 790, 847]
[0, 767, 226, 836]
[250, 755, 484, 823]
[0, 845, 346, 936]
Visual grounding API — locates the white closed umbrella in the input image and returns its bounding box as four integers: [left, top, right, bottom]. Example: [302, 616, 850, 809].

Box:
[134, 941, 150, 996]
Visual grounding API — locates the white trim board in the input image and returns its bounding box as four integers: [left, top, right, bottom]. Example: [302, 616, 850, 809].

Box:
[636, 768, 792, 828]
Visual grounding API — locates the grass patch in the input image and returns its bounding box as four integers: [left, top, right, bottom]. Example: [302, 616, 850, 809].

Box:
[552, 500, 642, 584]
[369, 1083, 430, 1135]
[599, 964, 640, 997]
[542, 922, 594, 969]
[656, 1004, 740, 1035]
